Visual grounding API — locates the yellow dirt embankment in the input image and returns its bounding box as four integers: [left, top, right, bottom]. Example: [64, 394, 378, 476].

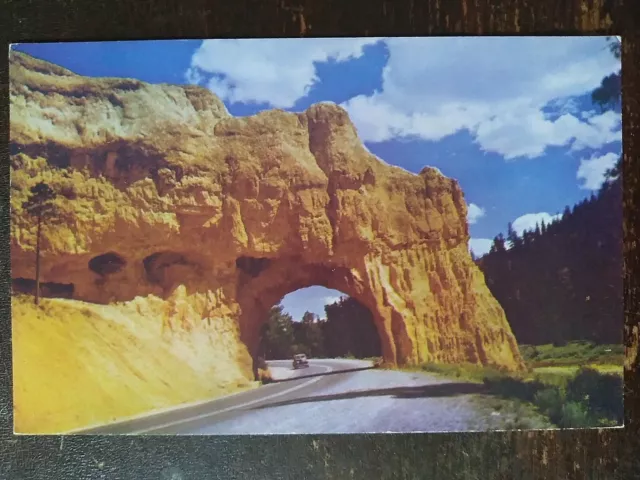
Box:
[12, 290, 255, 434]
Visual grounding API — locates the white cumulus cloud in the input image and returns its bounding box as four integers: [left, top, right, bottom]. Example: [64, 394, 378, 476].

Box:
[577, 152, 619, 190]
[469, 238, 493, 257]
[467, 203, 486, 224]
[185, 38, 382, 108]
[473, 107, 621, 160]
[512, 212, 562, 235]
[341, 37, 621, 160]
[184, 37, 621, 160]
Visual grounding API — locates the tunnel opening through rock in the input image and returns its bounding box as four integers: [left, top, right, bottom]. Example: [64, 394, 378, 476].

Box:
[256, 286, 382, 364]
[88, 252, 127, 276]
[12, 277, 75, 299]
[235, 261, 396, 382]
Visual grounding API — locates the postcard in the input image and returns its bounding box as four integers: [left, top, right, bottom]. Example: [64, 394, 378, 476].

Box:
[9, 37, 623, 434]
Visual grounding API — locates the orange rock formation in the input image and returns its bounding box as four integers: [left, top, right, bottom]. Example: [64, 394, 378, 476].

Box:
[10, 51, 524, 372]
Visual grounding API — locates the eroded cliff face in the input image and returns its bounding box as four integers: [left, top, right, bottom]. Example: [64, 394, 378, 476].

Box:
[10, 51, 524, 371]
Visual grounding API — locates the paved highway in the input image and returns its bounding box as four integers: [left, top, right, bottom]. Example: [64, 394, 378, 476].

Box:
[79, 359, 505, 434]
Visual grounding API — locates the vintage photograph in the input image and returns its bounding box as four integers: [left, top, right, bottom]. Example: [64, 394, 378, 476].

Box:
[9, 37, 623, 435]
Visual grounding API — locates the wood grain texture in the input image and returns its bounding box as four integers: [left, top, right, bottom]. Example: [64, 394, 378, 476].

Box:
[0, 0, 638, 478]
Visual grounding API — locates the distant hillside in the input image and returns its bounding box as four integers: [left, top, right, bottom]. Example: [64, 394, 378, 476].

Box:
[477, 167, 622, 346]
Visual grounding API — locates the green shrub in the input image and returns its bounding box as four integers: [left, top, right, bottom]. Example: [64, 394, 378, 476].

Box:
[559, 401, 591, 428]
[566, 367, 623, 423]
[566, 367, 601, 402]
[503, 416, 531, 430]
[478, 362, 622, 428]
[533, 387, 564, 424]
[484, 376, 546, 403]
[597, 418, 621, 428]
[519, 344, 538, 360]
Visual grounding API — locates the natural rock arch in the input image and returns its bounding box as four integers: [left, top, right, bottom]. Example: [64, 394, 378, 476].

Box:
[9, 51, 525, 374]
[237, 262, 397, 365]
[233, 245, 521, 370]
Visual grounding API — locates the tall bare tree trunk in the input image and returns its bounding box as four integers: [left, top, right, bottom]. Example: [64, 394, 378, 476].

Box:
[35, 214, 42, 306]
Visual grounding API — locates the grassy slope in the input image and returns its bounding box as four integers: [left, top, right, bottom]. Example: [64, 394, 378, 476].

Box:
[417, 341, 623, 382]
[12, 295, 255, 434]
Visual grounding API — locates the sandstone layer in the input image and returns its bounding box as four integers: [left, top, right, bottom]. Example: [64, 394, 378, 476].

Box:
[10, 51, 524, 372]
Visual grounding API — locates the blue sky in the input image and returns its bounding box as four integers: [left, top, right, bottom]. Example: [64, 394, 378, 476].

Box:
[11, 37, 622, 321]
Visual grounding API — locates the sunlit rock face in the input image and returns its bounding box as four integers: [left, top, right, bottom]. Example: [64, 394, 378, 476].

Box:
[10, 51, 524, 371]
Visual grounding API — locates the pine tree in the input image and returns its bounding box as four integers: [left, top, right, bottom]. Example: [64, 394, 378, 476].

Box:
[507, 222, 522, 249]
[490, 233, 507, 253]
[301, 311, 316, 324]
[262, 305, 296, 359]
[22, 182, 58, 306]
[297, 311, 324, 357]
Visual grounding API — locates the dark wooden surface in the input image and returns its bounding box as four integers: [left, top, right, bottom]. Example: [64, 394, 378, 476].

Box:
[1, 1, 638, 478]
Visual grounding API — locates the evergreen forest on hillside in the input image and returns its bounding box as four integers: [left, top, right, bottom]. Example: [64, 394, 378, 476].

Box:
[476, 168, 622, 345]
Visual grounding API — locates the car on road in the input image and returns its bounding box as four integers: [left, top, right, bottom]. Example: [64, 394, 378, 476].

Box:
[292, 353, 309, 369]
